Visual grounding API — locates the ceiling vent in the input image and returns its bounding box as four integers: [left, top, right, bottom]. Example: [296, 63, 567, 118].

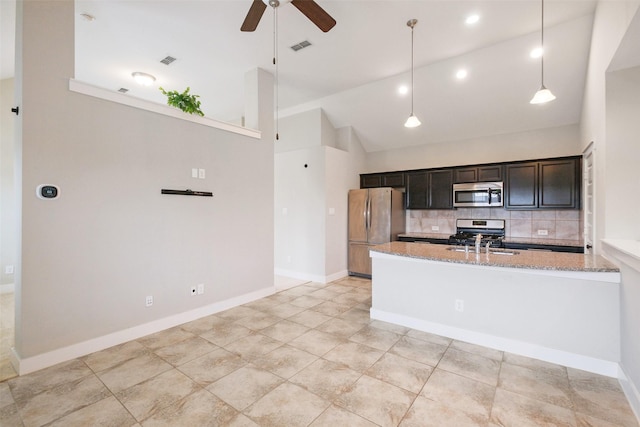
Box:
[290, 40, 312, 52]
[160, 56, 177, 65]
[117, 88, 129, 93]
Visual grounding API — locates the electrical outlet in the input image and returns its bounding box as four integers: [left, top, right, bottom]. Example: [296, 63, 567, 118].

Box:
[431, 225, 440, 231]
[537, 229, 549, 236]
[5, 265, 14, 275]
[198, 168, 205, 179]
[190, 286, 197, 296]
[455, 299, 464, 312]
[145, 295, 153, 307]
[197, 283, 204, 295]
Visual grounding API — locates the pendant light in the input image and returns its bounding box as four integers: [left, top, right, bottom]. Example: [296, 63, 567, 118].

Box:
[404, 19, 421, 128]
[530, 0, 556, 104]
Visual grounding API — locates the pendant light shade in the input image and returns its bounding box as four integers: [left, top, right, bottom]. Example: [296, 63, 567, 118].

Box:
[530, 85, 556, 104]
[404, 114, 421, 128]
[404, 19, 421, 128]
[530, 0, 555, 104]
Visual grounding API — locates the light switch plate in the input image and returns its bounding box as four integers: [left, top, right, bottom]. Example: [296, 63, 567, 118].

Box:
[191, 168, 198, 178]
[198, 169, 205, 179]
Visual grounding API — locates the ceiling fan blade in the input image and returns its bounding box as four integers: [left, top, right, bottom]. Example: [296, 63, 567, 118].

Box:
[241, 0, 267, 32]
[291, 0, 336, 32]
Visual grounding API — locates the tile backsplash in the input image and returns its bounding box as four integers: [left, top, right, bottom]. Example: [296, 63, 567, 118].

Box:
[407, 208, 583, 242]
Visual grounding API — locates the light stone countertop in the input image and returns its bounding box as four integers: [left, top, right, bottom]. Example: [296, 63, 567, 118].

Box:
[371, 241, 619, 273]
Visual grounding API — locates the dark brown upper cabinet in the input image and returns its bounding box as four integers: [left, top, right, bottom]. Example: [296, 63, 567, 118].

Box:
[406, 169, 453, 209]
[360, 172, 405, 189]
[454, 165, 503, 183]
[505, 157, 580, 210]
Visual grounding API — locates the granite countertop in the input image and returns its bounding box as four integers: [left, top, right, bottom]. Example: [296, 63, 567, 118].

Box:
[370, 241, 619, 273]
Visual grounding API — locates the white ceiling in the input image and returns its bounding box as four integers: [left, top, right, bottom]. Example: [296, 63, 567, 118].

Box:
[3, 0, 599, 152]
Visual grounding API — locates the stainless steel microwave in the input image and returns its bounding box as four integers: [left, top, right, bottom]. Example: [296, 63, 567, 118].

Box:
[453, 182, 503, 208]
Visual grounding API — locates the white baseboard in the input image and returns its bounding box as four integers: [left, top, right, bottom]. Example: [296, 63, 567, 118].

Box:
[370, 308, 620, 378]
[274, 268, 348, 285]
[13, 285, 276, 376]
[620, 365, 640, 423]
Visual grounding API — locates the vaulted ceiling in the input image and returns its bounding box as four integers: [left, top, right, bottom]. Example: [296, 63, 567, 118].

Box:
[3, 1, 599, 152]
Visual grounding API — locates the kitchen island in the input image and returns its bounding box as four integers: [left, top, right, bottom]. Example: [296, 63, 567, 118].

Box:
[369, 242, 621, 376]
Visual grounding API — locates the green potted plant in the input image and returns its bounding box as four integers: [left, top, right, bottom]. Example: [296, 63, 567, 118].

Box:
[159, 86, 204, 116]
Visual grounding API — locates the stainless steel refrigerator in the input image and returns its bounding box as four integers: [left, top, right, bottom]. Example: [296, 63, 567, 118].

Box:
[348, 187, 405, 277]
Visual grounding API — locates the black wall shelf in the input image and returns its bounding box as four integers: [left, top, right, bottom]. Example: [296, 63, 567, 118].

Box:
[161, 189, 213, 197]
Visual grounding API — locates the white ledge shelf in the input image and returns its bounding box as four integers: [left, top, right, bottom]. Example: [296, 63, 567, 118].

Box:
[602, 239, 640, 273]
[68, 79, 261, 140]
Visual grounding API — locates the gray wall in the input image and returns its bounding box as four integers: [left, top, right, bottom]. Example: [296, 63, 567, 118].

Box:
[15, 0, 274, 361]
[1, 78, 16, 288]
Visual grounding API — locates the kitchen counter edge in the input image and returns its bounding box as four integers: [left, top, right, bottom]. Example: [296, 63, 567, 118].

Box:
[371, 241, 619, 273]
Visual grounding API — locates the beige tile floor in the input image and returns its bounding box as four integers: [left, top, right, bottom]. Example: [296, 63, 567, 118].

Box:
[0, 276, 638, 427]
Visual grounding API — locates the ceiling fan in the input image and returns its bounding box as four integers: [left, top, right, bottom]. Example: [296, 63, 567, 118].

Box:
[241, 0, 337, 32]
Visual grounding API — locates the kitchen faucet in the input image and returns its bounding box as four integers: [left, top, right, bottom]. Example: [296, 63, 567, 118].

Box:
[475, 234, 482, 253]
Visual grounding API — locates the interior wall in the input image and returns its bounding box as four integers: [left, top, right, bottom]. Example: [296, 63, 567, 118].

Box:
[0, 78, 16, 288]
[16, 0, 274, 361]
[274, 112, 365, 282]
[580, 0, 640, 252]
[365, 124, 581, 173]
[324, 146, 351, 277]
[274, 146, 326, 279]
[605, 65, 640, 239]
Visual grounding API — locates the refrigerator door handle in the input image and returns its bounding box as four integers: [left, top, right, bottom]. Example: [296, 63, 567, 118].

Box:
[366, 194, 371, 236]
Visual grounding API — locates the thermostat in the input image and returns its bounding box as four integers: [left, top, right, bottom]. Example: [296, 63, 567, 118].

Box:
[37, 184, 60, 200]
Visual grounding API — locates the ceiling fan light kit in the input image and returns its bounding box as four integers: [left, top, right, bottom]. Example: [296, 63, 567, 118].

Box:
[530, 0, 556, 104]
[404, 18, 421, 128]
[131, 72, 156, 86]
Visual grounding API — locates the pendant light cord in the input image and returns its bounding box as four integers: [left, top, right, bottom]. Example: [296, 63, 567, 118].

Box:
[540, 0, 545, 87]
[273, 6, 279, 140]
[410, 23, 415, 115]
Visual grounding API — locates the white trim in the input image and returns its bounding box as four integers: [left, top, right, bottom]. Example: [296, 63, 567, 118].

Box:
[274, 268, 348, 284]
[602, 239, 640, 272]
[620, 366, 640, 422]
[370, 251, 621, 283]
[68, 79, 261, 140]
[0, 283, 14, 294]
[370, 308, 620, 378]
[12, 286, 275, 375]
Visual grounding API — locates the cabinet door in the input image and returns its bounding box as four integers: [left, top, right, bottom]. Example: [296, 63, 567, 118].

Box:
[405, 171, 429, 209]
[505, 162, 538, 209]
[539, 159, 579, 208]
[429, 169, 454, 209]
[348, 242, 372, 277]
[478, 165, 503, 182]
[454, 168, 478, 183]
[360, 174, 382, 188]
[382, 172, 405, 187]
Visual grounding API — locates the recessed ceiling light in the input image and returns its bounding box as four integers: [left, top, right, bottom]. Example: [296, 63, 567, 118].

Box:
[456, 69, 468, 80]
[131, 72, 156, 86]
[465, 14, 480, 25]
[530, 47, 543, 58]
[398, 85, 409, 95]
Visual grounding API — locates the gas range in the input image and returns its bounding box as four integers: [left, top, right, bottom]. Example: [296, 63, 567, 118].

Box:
[448, 219, 505, 248]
